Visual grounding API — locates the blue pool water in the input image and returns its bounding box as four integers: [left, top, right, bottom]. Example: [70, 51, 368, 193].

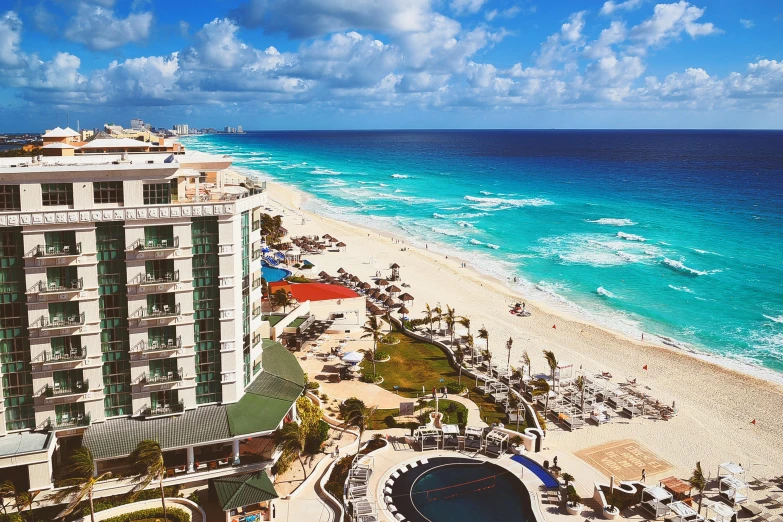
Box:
[261, 265, 291, 283]
[410, 461, 533, 522]
[511, 455, 559, 488]
[182, 131, 783, 378]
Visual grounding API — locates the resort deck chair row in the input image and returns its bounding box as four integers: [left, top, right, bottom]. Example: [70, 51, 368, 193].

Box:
[543, 490, 562, 504]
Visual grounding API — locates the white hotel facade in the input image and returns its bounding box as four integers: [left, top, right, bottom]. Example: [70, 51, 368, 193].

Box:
[0, 148, 303, 493]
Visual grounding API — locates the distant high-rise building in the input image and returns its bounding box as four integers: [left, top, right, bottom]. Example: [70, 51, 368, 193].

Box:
[174, 124, 189, 135]
[237, 126, 243, 133]
[130, 118, 144, 131]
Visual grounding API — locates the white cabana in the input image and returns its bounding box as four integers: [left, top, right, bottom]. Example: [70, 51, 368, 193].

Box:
[718, 462, 746, 479]
[441, 424, 460, 450]
[484, 430, 509, 457]
[414, 426, 441, 451]
[705, 501, 735, 522]
[489, 382, 509, 403]
[641, 486, 673, 519]
[669, 501, 704, 522]
[719, 476, 749, 505]
[285, 246, 302, 264]
[464, 426, 484, 453]
[342, 351, 364, 364]
[590, 404, 612, 425]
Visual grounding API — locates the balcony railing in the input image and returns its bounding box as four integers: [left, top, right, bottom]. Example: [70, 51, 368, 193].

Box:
[143, 400, 185, 417]
[252, 220, 260, 231]
[128, 237, 179, 251]
[40, 412, 90, 431]
[34, 278, 83, 294]
[145, 303, 181, 318]
[45, 379, 89, 397]
[252, 334, 261, 347]
[252, 278, 262, 289]
[252, 250, 262, 260]
[38, 312, 86, 329]
[141, 271, 180, 285]
[252, 306, 261, 318]
[140, 368, 183, 385]
[34, 346, 86, 364]
[34, 243, 81, 258]
[133, 337, 182, 353]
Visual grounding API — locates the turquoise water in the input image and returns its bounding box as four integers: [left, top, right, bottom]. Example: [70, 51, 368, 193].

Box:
[181, 131, 783, 378]
[410, 461, 532, 522]
[261, 265, 291, 283]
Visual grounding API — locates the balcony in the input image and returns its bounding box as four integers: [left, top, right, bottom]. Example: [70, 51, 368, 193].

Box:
[252, 334, 261, 348]
[29, 278, 83, 297]
[140, 271, 180, 285]
[138, 368, 183, 386]
[127, 237, 180, 251]
[252, 220, 260, 231]
[132, 337, 182, 353]
[252, 250, 262, 261]
[34, 347, 86, 365]
[31, 243, 82, 258]
[252, 306, 261, 318]
[139, 303, 181, 319]
[252, 278, 261, 290]
[35, 312, 86, 331]
[143, 400, 185, 417]
[39, 412, 90, 431]
[44, 379, 89, 398]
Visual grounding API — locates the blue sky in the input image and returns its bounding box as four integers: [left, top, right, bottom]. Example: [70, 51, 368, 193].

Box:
[0, 0, 781, 131]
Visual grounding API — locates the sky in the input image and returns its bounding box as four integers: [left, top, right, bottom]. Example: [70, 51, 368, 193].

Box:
[0, 0, 781, 131]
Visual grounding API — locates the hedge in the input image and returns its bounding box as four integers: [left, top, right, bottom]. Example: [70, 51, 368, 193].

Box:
[100, 506, 190, 522]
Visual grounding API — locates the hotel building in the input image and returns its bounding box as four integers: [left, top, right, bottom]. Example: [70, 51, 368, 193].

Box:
[0, 146, 304, 494]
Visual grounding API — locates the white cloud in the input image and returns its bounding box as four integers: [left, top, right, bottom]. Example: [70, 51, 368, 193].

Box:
[600, 0, 643, 16]
[230, 0, 432, 38]
[739, 19, 754, 29]
[583, 20, 627, 59]
[561, 10, 587, 42]
[64, 3, 152, 51]
[629, 1, 720, 49]
[484, 6, 521, 21]
[536, 11, 586, 67]
[450, 0, 487, 16]
[0, 11, 23, 68]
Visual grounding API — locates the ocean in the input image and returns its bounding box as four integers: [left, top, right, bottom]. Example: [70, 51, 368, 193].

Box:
[181, 130, 783, 378]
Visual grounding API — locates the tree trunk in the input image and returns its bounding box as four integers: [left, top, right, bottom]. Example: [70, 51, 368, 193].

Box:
[545, 395, 550, 418]
[89, 490, 96, 522]
[299, 455, 308, 479]
[355, 430, 363, 455]
[371, 341, 377, 374]
[458, 366, 462, 386]
[159, 478, 167, 521]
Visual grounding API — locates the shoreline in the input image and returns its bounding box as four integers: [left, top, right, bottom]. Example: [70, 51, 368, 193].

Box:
[239, 162, 783, 388]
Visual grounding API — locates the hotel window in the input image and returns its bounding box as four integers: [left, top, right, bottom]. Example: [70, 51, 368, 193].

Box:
[143, 183, 171, 205]
[94, 181, 124, 204]
[41, 183, 73, 206]
[0, 186, 20, 211]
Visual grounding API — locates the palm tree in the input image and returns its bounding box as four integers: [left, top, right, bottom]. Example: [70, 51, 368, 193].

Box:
[274, 422, 308, 477]
[0, 480, 15, 519]
[458, 316, 471, 337]
[561, 472, 575, 488]
[575, 375, 586, 412]
[482, 348, 493, 377]
[444, 305, 457, 347]
[361, 315, 384, 375]
[521, 350, 531, 379]
[689, 462, 708, 514]
[433, 304, 442, 331]
[340, 399, 376, 453]
[48, 448, 112, 522]
[506, 337, 513, 372]
[532, 378, 551, 417]
[125, 440, 167, 522]
[542, 350, 558, 393]
[15, 490, 37, 522]
[454, 344, 465, 387]
[423, 303, 434, 339]
[477, 326, 488, 368]
[465, 333, 474, 367]
[272, 289, 294, 312]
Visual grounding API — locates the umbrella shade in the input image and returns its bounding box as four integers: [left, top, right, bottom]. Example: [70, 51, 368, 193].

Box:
[399, 307, 410, 314]
[361, 282, 371, 289]
[378, 279, 389, 286]
[330, 238, 338, 243]
[337, 242, 347, 247]
[390, 263, 400, 269]
[351, 276, 361, 282]
[323, 234, 333, 240]
[399, 293, 414, 301]
[342, 351, 364, 364]
[371, 307, 385, 315]
[319, 271, 328, 277]
[384, 297, 395, 307]
[386, 285, 401, 293]
[318, 244, 326, 249]
[337, 267, 346, 273]
[376, 294, 388, 301]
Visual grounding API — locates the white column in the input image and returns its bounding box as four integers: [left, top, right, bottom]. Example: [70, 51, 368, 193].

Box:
[233, 439, 240, 465]
[187, 447, 195, 472]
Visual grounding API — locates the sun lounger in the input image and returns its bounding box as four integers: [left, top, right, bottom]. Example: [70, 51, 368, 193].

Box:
[742, 504, 763, 516]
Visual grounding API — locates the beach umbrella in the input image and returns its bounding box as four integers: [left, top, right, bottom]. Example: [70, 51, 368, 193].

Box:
[384, 297, 395, 307]
[390, 263, 400, 269]
[351, 275, 361, 283]
[342, 351, 364, 364]
[376, 293, 388, 302]
[361, 282, 371, 290]
[399, 306, 410, 315]
[371, 307, 385, 316]
[337, 267, 346, 274]
[337, 242, 347, 248]
[378, 279, 389, 286]
[329, 237, 338, 243]
[399, 292, 414, 302]
[323, 234, 332, 240]
[386, 285, 401, 295]
[318, 271, 328, 278]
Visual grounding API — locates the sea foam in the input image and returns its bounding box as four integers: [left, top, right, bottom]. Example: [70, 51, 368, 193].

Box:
[763, 314, 783, 324]
[617, 232, 646, 242]
[587, 218, 637, 226]
[391, 174, 410, 179]
[464, 195, 554, 209]
[662, 258, 708, 276]
[596, 286, 617, 298]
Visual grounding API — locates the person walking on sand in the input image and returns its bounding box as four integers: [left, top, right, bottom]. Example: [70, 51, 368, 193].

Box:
[641, 469, 646, 482]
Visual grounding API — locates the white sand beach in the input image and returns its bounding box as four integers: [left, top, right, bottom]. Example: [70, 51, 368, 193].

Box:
[265, 180, 783, 480]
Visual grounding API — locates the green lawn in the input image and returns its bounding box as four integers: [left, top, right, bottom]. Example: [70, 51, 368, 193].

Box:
[468, 387, 527, 432]
[368, 399, 468, 430]
[360, 329, 459, 398]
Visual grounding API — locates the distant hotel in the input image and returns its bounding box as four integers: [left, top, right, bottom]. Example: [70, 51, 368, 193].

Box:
[0, 128, 305, 497]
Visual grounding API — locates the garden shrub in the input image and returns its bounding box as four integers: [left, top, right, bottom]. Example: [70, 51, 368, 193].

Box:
[99, 507, 190, 522]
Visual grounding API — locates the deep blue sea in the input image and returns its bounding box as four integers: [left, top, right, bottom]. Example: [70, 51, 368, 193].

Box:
[181, 131, 783, 377]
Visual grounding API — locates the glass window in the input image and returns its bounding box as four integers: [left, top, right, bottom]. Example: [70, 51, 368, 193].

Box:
[143, 183, 171, 205]
[41, 183, 73, 206]
[0, 186, 20, 211]
[93, 181, 124, 204]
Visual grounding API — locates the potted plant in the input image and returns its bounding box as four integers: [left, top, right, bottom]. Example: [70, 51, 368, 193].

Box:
[603, 488, 620, 520]
[509, 435, 525, 455]
[566, 485, 583, 515]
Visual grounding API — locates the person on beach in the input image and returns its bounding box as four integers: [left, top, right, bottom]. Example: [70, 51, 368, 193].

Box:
[641, 469, 646, 482]
[432, 387, 436, 399]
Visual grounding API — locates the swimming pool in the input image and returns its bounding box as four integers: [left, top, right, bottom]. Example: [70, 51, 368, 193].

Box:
[262, 265, 291, 283]
[388, 457, 534, 522]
